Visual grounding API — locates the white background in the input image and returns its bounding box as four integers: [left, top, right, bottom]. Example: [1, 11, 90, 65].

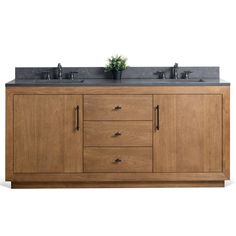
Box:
[0, 0, 235, 235]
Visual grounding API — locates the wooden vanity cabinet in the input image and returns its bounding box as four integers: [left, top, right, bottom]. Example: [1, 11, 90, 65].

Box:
[6, 86, 230, 188]
[13, 95, 83, 173]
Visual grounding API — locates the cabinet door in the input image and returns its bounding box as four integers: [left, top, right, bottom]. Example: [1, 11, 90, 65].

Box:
[14, 95, 83, 173]
[153, 95, 222, 173]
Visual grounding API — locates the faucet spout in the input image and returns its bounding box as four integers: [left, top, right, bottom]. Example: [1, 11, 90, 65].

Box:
[171, 63, 179, 79]
[57, 63, 62, 80]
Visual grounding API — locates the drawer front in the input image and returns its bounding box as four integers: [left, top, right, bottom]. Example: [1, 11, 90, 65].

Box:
[84, 121, 152, 146]
[84, 147, 152, 172]
[84, 95, 152, 120]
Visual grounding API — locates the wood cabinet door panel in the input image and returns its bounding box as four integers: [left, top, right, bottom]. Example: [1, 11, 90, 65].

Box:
[153, 94, 222, 173]
[14, 95, 83, 173]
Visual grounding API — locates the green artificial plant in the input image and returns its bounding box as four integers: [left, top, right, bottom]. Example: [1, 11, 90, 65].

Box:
[105, 55, 128, 72]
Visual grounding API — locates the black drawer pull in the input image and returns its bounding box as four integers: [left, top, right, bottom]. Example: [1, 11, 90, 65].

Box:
[113, 105, 122, 110]
[114, 158, 122, 163]
[75, 105, 80, 131]
[155, 105, 160, 130]
[113, 132, 122, 137]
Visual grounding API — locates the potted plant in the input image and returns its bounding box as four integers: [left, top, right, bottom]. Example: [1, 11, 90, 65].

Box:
[105, 55, 128, 80]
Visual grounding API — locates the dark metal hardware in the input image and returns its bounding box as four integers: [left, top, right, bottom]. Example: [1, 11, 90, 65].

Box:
[69, 72, 78, 80]
[113, 132, 122, 137]
[182, 71, 192, 80]
[113, 105, 122, 110]
[113, 158, 122, 163]
[57, 63, 62, 80]
[75, 105, 79, 131]
[42, 72, 51, 80]
[171, 63, 179, 79]
[156, 71, 166, 79]
[155, 105, 160, 130]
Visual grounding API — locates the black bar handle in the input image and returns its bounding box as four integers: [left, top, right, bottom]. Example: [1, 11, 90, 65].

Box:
[75, 105, 79, 131]
[156, 105, 160, 130]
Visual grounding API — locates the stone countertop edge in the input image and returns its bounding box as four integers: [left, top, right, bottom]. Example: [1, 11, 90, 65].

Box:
[5, 79, 230, 87]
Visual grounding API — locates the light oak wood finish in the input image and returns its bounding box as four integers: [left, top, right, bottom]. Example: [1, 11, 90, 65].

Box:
[84, 121, 152, 146]
[6, 89, 14, 180]
[5, 85, 231, 95]
[14, 95, 83, 173]
[12, 181, 225, 188]
[12, 172, 227, 182]
[222, 86, 230, 178]
[6, 86, 230, 188]
[84, 147, 152, 172]
[153, 94, 222, 173]
[84, 95, 152, 120]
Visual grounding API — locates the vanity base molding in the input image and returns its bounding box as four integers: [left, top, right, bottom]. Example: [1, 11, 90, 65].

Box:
[11, 181, 225, 189]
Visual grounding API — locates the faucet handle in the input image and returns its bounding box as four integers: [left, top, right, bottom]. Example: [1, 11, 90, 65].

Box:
[182, 71, 192, 79]
[156, 71, 166, 79]
[69, 72, 78, 80]
[42, 71, 51, 80]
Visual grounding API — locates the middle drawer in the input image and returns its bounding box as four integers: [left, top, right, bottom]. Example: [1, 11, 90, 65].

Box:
[84, 121, 152, 146]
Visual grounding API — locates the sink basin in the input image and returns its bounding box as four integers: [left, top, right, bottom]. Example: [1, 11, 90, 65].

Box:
[7, 77, 225, 87]
[14, 79, 85, 84]
[36, 79, 85, 83]
[154, 79, 206, 83]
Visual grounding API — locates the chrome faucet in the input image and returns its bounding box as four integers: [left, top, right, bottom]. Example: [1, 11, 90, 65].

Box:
[171, 63, 179, 79]
[57, 63, 62, 80]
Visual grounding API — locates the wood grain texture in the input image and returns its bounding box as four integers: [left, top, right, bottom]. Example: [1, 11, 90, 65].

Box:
[84, 121, 152, 146]
[12, 181, 225, 188]
[12, 172, 227, 182]
[222, 86, 230, 179]
[6, 86, 230, 187]
[84, 95, 152, 120]
[153, 95, 177, 172]
[14, 95, 83, 173]
[5, 86, 230, 95]
[84, 147, 152, 172]
[153, 94, 222, 173]
[6, 89, 14, 180]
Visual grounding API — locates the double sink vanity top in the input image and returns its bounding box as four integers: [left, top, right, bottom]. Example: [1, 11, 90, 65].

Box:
[5, 65, 230, 86]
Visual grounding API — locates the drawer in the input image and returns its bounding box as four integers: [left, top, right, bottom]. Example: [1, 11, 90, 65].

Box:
[84, 121, 152, 146]
[84, 147, 152, 172]
[84, 95, 152, 120]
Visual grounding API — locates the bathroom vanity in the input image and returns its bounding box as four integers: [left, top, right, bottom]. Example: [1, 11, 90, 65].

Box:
[5, 66, 230, 188]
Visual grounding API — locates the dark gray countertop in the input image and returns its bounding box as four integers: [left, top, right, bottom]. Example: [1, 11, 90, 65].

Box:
[6, 78, 230, 87]
[8, 66, 229, 86]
